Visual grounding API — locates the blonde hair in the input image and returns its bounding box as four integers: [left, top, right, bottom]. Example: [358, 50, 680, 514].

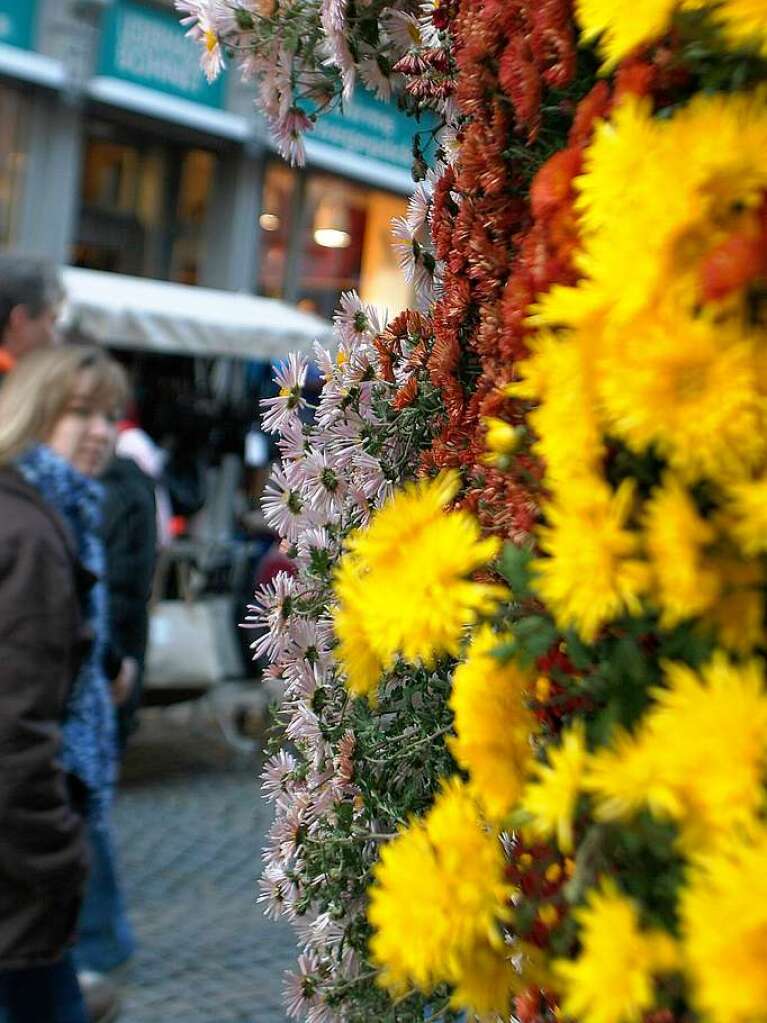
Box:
[0, 344, 129, 465]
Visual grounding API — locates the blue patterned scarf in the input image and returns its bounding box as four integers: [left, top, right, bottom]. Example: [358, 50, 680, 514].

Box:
[15, 443, 116, 819]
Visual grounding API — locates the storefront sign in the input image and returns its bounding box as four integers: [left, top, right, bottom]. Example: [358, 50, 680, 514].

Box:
[99, 0, 225, 109]
[311, 88, 432, 174]
[0, 0, 37, 50]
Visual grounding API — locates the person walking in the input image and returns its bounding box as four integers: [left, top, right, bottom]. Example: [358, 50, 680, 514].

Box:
[0, 345, 130, 1023]
[0, 358, 91, 1021]
[101, 451, 157, 751]
[0, 255, 64, 377]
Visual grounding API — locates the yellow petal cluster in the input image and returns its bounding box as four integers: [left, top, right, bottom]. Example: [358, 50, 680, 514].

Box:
[587, 653, 767, 849]
[576, 0, 767, 67]
[680, 825, 767, 1023]
[333, 471, 506, 698]
[642, 474, 719, 628]
[575, 0, 678, 67]
[534, 480, 650, 643]
[447, 940, 524, 1020]
[368, 779, 515, 1013]
[510, 328, 603, 490]
[521, 722, 588, 853]
[556, 883, 679, 1023]
[535, 92, 767, 487]
[708, 0, 767, 55]
[522, 91, 767, 644]
[449, 626, 537, 820]
[725, 475, 767, 555]
[482, 416, 520, 456]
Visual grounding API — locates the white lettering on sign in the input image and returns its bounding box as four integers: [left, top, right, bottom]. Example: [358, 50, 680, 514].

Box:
[313, 116, 411, 167]
[115, 8, 207, 97]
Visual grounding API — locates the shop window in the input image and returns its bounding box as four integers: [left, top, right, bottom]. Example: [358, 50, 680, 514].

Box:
[257, 167, 411, 321]
[0, 88, 29, 248]
[257, 162, 298, 300]
[296, 174, 368, 320]
[170, 149, 216, 285]
[303, 177, 413, 321]
[73, 121, 216, 284]
[358, 189, 413, 319]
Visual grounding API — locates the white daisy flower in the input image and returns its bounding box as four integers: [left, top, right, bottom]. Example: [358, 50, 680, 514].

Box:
[333, 291, 383, 346]
[382, 8, 425, 53]
[359, 55, 393, 101]
[300, 449, 347, 520]
[257, 861, 298, 922]
[261, 352, 308, 434]
[261, 748, 298, 802]
[283, 952, 321, 1020]
[262, 464, 311, 544]
[269, 107, 312, 166]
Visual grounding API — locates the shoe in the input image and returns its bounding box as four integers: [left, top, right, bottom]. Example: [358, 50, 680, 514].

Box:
[77, 970, 121, 1023]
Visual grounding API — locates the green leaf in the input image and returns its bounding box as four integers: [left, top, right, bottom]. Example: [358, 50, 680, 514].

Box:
[497, 543, 534, 598]
[512, 615, 560, 663]
[562, 629, 594, 671]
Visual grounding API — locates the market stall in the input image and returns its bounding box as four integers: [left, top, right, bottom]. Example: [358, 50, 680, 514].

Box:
[61, 266, 332, 359]
[61, 266, 328, 707]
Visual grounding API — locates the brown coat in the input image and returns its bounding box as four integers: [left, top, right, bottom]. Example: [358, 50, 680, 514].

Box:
[0, 467, 89, 969]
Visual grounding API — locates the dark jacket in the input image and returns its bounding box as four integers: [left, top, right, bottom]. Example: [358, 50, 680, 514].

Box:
[102, 455, 157, 672]
[0, 468, 90, 969]
[102, 456, 157, 749]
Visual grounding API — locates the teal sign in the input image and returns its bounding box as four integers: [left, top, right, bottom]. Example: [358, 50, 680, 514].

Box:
[0, 0, 37, 50]
[99, 0, 225, 108]
[312, 88, 433, 173]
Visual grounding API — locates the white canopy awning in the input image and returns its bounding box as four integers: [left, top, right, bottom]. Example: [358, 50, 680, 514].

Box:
[61, 267, 332, 361]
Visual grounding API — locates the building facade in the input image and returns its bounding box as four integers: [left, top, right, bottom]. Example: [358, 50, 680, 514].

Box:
[0, 0, 415, 317]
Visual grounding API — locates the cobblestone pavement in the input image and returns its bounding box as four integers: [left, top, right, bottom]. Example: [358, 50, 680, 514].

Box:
[113, 698, 296, 1023]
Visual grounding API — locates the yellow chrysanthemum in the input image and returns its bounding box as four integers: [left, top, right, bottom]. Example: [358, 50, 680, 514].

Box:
[694, 0, 767, 56]
[449, 626, 537, 820]
[482, 417, 520, 456]
[594, 313, 764, 485]
[586, 653, 767, 848]
[575, 0, 677, 67]
[448, 940, 523, 1020]
[556, 883, 679, 1023]
[346, 469, 462, 567]
[680, 825, 767, 1023]
[576, 0, 767, 67]
[333, 471, 506, 698]
[333, 562, 385, 699]
[585, 728, 663, 822]
[511, 328, 604, 490]
[725, 475, 767, 555]
[369, 778, 512, 996]
[535, 480, 650, 643]
[537, 91, 767, 326]
[521, 722, 588, 853]
[533, 92, 767, 483]
[642, 475, 719, 627]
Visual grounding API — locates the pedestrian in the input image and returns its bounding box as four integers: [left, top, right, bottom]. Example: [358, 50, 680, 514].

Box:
[0, 345, 131, 1023]
[0, 255, 64, 377]
[115, 408, 173, 549]
[101, 446, 157, 752]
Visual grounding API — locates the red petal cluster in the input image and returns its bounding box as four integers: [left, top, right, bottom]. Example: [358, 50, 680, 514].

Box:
[374, 310, 434, 410]
[419, 0, 579, 541]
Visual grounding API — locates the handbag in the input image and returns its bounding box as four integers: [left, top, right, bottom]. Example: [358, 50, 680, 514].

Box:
[144, 552, 243, 691]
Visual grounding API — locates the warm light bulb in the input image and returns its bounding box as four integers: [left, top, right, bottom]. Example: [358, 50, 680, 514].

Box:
[259, 212, 281, 231]
[313, 228, 351, 249]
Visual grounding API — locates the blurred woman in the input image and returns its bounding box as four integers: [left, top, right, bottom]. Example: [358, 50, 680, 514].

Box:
[0, 346, 129, 1022]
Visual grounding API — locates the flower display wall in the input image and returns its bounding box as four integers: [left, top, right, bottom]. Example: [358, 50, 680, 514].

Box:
[180, 3, 767, 1022]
